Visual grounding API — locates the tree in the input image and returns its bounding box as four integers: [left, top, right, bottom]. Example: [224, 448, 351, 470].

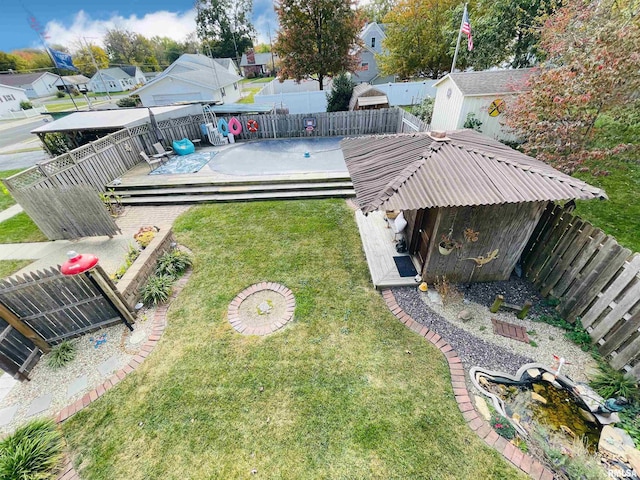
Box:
[377, 0, 458, 79]
[362, 0, 396, 23]
[0, 51, 26, 71]
[505, 0, 640, 173]
[326, 72, 354, 111]
[450, 0, 558, 71]
[71, 43, 109, 76]
[196, 0, 254, 61]
[104, 28, 156, 68]
[274, 0, 363, 90]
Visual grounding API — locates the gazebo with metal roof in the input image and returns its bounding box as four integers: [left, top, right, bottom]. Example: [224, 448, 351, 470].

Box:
[341, 129, 606, 285]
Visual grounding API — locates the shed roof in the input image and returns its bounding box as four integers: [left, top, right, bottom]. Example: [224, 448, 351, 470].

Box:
[434, 69, 535, 96]
[349, 84, 388, 110]
[341, 130, 606, 214]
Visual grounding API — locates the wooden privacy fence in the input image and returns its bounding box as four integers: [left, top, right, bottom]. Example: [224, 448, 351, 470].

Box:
[0, 266, 130, 380]
[213, 108, 405, 140]
[522, 203, 640, 378]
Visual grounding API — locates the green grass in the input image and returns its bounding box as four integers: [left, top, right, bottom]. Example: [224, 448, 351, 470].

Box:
[61, 200, 524, 479]
[44, 101, 92, 112]
[237, 86, 262, 104]
[0, 212, 46, 243]
[573, 116, 640, 252]
[240, 76, 275, 84]
[0, 169, 24, 211]
[0, 259, 31, 277]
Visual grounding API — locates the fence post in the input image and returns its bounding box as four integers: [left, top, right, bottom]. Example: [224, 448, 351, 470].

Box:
[0, 301, 51, 353]
[87, 265, 136, 330]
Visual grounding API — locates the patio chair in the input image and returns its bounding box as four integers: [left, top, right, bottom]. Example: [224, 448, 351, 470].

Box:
[153, 142, 174, 158]
[140, 151, 164, 171]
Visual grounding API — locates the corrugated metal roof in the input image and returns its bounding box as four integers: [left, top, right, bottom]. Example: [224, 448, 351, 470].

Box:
[434, 68, 535, 96]
[341, 130, 607, 214]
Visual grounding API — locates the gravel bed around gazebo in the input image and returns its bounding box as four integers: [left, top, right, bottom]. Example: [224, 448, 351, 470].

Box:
[392, 275, 598, 383]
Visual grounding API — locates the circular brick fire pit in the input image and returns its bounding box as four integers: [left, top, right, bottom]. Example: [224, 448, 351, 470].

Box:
[227, 282, 295, 335]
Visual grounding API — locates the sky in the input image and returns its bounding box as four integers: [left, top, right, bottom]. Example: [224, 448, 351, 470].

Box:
[0, 0, 278, 53]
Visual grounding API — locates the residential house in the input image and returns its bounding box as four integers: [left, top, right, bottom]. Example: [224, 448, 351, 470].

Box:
[213, 57, 240, 76]
[0, 84, 30, 115]
[54, 75, 92, 93]
[0, 72, 60, 98]
[88, 67, 146, 93]
[134, 53, 242, 106]
[430, 69, 534, 141]
[239, 51, 277, 77]
[351, 22, 395, 85]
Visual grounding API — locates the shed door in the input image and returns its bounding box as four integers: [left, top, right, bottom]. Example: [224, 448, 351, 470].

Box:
[414, 208, 437, 266]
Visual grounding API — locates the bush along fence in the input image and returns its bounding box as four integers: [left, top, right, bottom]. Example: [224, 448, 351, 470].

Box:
[522, 202, 640, 379]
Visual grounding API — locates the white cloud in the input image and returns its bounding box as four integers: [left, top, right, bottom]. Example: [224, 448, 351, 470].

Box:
[44, 9, 198, 51]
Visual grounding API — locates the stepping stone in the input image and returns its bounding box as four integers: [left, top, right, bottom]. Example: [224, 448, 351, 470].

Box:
[129, 330, 146, 345]
[26, 393, 52, 417]
[67, 375, 88, 398]
[97, 355, 120, 377]
[491, 318, 530, 343]
[0, 404, 18, 427]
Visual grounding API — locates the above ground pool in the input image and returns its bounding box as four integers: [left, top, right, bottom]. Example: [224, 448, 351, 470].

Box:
[207, 137, 347, 175]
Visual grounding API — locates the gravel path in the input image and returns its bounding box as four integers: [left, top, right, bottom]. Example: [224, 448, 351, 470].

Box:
[392, 277, 598, 383]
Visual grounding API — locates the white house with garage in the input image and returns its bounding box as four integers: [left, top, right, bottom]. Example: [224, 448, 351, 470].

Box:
[0, 84, 29, 115]
[351, 22, 395, 85]
[430, 68, 534, 141]
[134, 53, 242, 106]
[0, 72, 60, 98]
[88, 67, 146, 93]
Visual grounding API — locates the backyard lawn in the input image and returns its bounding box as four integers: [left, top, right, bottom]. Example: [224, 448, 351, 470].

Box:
[0, 259, 32, 277]
[0, 212, 46, 243]
[61, 200, 524, 479]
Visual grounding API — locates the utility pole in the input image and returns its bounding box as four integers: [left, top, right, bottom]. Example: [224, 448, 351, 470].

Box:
[268, 24, 275, 75]
[84, 38, 111, 100]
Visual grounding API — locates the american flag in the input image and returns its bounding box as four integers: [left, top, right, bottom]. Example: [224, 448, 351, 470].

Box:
[461, 7, 473, 51]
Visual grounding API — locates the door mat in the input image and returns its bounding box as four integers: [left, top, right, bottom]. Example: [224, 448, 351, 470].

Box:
[393, 256, 418, 277]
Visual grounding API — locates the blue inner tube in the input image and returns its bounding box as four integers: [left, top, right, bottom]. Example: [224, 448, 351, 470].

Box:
[217, 118, 229, 137]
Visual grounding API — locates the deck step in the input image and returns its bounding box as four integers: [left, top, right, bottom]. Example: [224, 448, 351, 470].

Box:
[114, 181, 354, 198]
[119, 189, 356, 205]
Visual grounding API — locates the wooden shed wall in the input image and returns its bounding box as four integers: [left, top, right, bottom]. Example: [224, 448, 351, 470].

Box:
[418, 202, 547, 282]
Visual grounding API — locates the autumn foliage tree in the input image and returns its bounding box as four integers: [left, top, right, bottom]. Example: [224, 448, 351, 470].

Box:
[274, 0, 363, 90]
[505, 0, 640, 173]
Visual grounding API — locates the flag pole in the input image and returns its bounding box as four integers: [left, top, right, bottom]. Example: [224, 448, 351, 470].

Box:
[451, 3, 467, 73]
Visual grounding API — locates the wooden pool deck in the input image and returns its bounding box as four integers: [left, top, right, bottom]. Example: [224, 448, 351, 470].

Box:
[355, 209, 421, 289]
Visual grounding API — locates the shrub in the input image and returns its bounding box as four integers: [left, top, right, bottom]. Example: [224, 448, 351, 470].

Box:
[112, 244, 141, 281]
[55, 90, 65, 98]
[0, 418, 64, 480]
[19, 100, 33, 110]
[155, 250, 192, 279]
[140, 274, 174, 305]
[463, 112, 482, 131]
[411, 96, 434, 123]
[116, 96, 137, 107]
[46, 340, 76, 369]
[433, 275, 462, 306]
[42, 132, 73, 156]
[490, 413, 516, 439]
[326, 72, 354, 112]
[590, 362, 639, 402]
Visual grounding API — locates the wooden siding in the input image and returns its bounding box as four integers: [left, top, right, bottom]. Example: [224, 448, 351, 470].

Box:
[522, 203, 640, 378]
[419, 202, 546, 283]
